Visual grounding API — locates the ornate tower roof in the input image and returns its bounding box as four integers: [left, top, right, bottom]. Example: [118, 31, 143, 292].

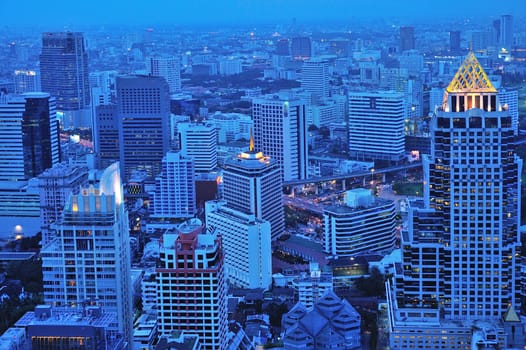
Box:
[446, 51, 497, 93]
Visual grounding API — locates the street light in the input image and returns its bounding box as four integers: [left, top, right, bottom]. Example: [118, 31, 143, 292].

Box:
[370, 168, 375, 188]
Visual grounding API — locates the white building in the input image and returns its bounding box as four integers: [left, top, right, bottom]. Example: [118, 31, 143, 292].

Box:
[222, 140, 284, 240]
[41, 163, 133, 345]
[147, 56, 181, 94]
[294, 262, 333, 310]
[324, 189, 396, 257]
[151, 151, 195, 219]
[301, 58, 329, 103]
[205, 201, 271, 289]
[252, 94, 308, 182]
[208, 112, 252, 144]
[348, 91, 406, 162]
[156, 219, 227, 350]
[219, 57, 243, 75]
[13, 69, 39, 93]
[178, 122, 218, 173]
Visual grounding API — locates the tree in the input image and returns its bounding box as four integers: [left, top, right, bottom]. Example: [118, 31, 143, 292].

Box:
[354, 267, 385, 297]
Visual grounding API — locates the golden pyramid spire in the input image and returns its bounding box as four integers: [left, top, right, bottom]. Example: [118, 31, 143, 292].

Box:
[446, 51, 497, 93]
[249, 128, 254, 152]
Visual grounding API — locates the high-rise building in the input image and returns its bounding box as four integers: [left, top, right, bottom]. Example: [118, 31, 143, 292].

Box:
[40, 32, 90, 128]
[449, 31, 461, 53]
[147, 56, 182, 94]
[151, 151, 196, 219]
[116, 75, 170, 180]
[205, 200, 272, 289]
[156, 219, 228, 350]
[500, 15, 513, 50]
[348, 91, 406, 162]
[222, 134, 284, 239]
[0, 92, 60, 181]
[38, 163, 89, 245]
[252, 94, 308, 182]
[178, 122, 218, 173]
[498, 88, 519, 135]
[13, 69, 39, 94]
[301, 58, 330, 103]
[41, 163, 133, 345]
[291, 36, 312, 60]
[276, 38, 290, 56]
[388, 52, 525, 349]
[93, 104, 120, 169]
[399, 26, 415, 52]
[324, 189, 396, 257]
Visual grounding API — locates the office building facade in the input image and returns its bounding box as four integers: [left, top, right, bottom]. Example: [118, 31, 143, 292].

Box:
[399, 26, 415, 52]
[178, 122, 218, 173]
[301, 58, 330, 102]
[147, 56, 182, 94]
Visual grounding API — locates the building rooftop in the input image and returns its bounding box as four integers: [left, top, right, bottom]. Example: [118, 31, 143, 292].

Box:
[446, 51, 496, 93]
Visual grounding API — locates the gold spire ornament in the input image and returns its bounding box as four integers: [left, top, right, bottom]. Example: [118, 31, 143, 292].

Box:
[446, 51, 497, 93]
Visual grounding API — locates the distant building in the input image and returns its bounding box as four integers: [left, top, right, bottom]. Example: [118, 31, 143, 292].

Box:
[151, 151, 196, 219]
[219, 57, 243, 75]
[156, 219, 228, 350]
[324, 189, 396, 257]
[15, 305, 126, 350]
[348, 91, 406, 162]
[0, 93, 60, 181]
[205, 201, 272, 289]
[399, 26, 415, 52]
[40, 32, 91, 128]
[294, 262, 333, 310]
[500, 15, 513, 50]
[13, 69, 39, 94]
[449, 31, 461, 53]
[291, 37, 312, 60]
[178, 122, 218, 173]
[93, 104, 120, 169]
[252, 94, 308, 181]
[41, 163, 133, 344]
[147, 56, 182, 94]
[116, 75, 171, 179]
[281, 291, 361, 349]
[301, 58, 329, 103]
[276, 38, 290, 56]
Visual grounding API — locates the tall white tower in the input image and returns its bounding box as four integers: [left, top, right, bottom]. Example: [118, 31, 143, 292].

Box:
[178, 122, 218, 173]
[41, 163, 133, 345]
[301, 58, 329, 103]
[252, 94, 308, 182]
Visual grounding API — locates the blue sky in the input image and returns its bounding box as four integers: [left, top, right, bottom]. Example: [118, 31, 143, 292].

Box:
[2, 0, 525, 27]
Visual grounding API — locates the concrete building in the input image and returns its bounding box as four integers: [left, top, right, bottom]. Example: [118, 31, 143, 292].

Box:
[13, 69, 39, 94]
[38, 163, 89, 245]
[156, 219, 227, 350]
[93, 104, 120, 169]
[0, 93, 59, 181]
[151, 151, 196, 219]
[281, 291, 361, 349]
[147, 56, 181, 94]
[41, 163, 133, 344]
[301, 58, 329, 102]
[291, 37, 312, 60]
[348, 91, 406, 162]
[324, 189, 396, 257]
[178, 122, 218, 173]
[222, 138, 284, 239]
[205, 201, 272, 289]
[14, 305, 126, 350]
[252, 94, 308, 182]
[399, 26, 415, 52]
[293, 262, 333, 310]
[388, 52, 526, 349]
[116, 75, 170, 180]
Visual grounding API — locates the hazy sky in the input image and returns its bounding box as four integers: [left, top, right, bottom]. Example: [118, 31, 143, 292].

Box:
[2, 0, 525, 27]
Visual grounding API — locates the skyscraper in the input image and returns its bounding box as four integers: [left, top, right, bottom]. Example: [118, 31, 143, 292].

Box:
[151, 151, 196, 219]
[500, 15, 513, 50]
[93, 104, 120, 169]
[252, 94, 308, 181]
[301, 58, 330, 103]
[40, 32, 90, 128]
[388, 52, 525, 349]
[0, 92, 60, 181]
[156, 219, 227, 350]
[348, 91, 406, 162]
[41, 163, 133, 345]
[276, 38, 290, 56]
[222, 136, 284, 239]
[13, 69, 39, 94]
[449, 31, 461, 53]
[116, 75, 170, 180]
[399, 26, 415, 52]
[147, 56, 182, 94]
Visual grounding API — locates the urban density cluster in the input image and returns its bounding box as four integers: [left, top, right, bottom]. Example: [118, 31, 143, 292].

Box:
[0, 10, 525, 350]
